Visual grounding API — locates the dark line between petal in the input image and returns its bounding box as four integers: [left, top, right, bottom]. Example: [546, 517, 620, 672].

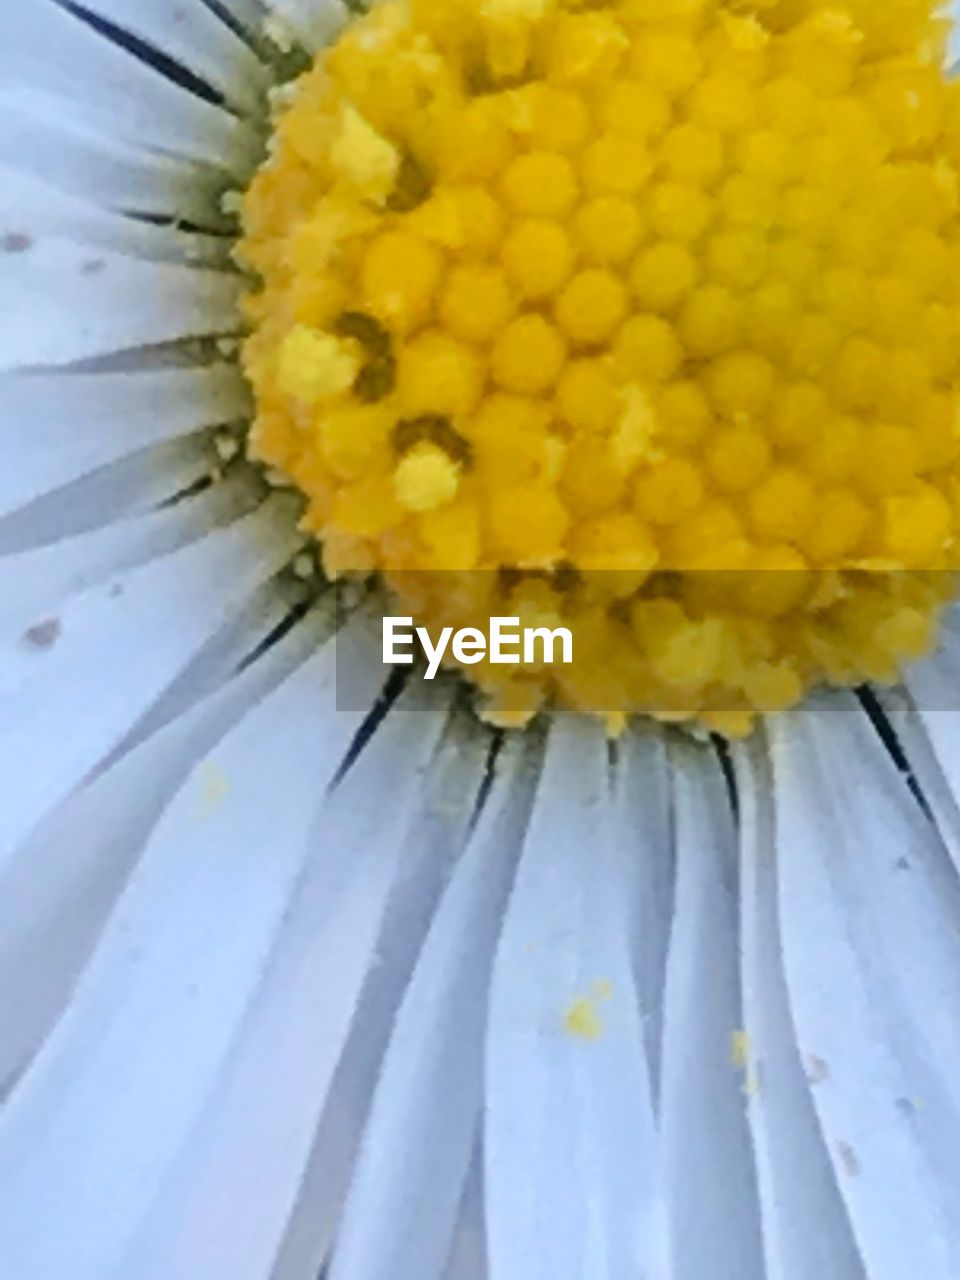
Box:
[857, 686, 933, 821]
[56, 0, 232, 111]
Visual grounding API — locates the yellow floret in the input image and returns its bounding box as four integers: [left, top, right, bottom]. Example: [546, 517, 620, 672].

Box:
[491, 314, 567, 394]
[440, 264, 513, 344]
[394, 442, 462, 512]
[613, 315, 682, 382]
[634, 456, 704, 526]
[629, 28, 703, 95]
[575, 197, 645, 266]
[330, 105, 400, 201]
[361, 230, 442, 334]
[277, 326, 360, 405]
[883, 485, 953, 563]
[488, 484, 570, 561]
[555, 270, 628, 346]
[397, 331, 485, 418]
[500, 150, 578, 217]
[524, 85, 591, 151]
[582, 134, 651, 195]
[631, 241, 699, 312]
[546, 12, 629, 82]
[556, 359, 620, 434]
[602, 81, 670, 140]
[502, 219, 575, 299]
[417, 497, 481, 568]
[471, 393, 552, 482]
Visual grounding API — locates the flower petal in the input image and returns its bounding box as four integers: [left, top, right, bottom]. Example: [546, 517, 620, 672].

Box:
[268, 712, 494, 1280]
[0, 477, 258, 635]
[0, 84, 226, 225]
[261, 0, 349, 47]
[0, 497, 300, 866]
[1, 166, 234, 266]
[0, 624, 385, 1279]
[443, 1148, 487, 1280]
[770, 695, 960, 1279]
[611, 728, 672, 1096]
[0, 237, 241, 370]
[327, 735, 530, 1280]
[485, 716, 663, 1280]
[106, 683, 480, 1280]
[66, 0, 271, 116]
[659, 739, 765, 1280]
[734, 735, 865, 1280]
[0, 604, 330, 1095]
[0, 364, 247, 521]
[4, 0, 258, 175]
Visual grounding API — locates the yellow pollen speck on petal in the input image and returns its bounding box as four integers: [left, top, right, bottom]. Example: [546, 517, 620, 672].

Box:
[240, 0, 960, 735]
[564, 996, 603, 1041]
[195, 760, 231, 818]
[730, 1028, 751, 1069]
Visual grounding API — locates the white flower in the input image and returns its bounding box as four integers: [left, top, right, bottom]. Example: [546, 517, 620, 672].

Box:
[3, 2, 960, 1278]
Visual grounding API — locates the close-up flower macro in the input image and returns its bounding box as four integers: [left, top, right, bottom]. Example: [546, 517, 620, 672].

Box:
[6, 0, 960, 1276]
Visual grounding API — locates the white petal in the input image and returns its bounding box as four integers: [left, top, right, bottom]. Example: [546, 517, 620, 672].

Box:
[0, 498, 300, 866]
[110, 571, 306, 755]
[659, 739, 764, 1280]
[0, 476, 257, 634]
[4, 0, 258, 175]
[0, 84, 226, 225]
[264, 0, 349, 46]
[269, 711, 493, 1280]
[108, 681, 471, 1280]
[881, 633, 960, 868]
[485, 716, 663, 1280]
[0, 605, 330, 1095]
[214, 0, 270, 37]
[69, 0, 270, 116]
[1, 166, 233, 266]
[734, 736, 865, 1280]
[610, 728, 672, 1095]
[0, 625, 385, 1279]
[443, 1148, 488, 1280]
[770, 695, 960, 1279]
[328, 734, 530, 1280]
[0, 364, 246, 521]
[0, 237, 241, 371]
[0, 431, 216, 555]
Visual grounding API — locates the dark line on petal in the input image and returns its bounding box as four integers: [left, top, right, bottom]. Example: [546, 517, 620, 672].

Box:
[712, 733, 740, 826]
[199, 0, 265, 49]
[156, 473, 214, 508]
[125, 208, 238, 240]
[858, 686, 932, 819]
[57, 0, 230, 109]
[468, 727, 506, 832]
[330, 666, 410, 787]
[236, 595, 315, 673]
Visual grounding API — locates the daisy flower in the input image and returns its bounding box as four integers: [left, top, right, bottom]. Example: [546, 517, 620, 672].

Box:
[3, 0, 960, 1276]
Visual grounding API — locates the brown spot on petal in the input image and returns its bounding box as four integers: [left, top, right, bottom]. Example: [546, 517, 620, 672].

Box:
[2, 232, 33, 253]
[22, 618, 62, 650]
[81, 258, 107, 276]
[806, 1053, 830, 1084]
[837, 1141, 861, 1177]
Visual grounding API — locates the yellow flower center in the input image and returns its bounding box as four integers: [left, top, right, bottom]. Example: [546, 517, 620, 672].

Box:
[239, 0, 960, 735]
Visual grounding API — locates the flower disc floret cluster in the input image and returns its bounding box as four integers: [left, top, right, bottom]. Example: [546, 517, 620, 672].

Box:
[241, 0, 960, 734]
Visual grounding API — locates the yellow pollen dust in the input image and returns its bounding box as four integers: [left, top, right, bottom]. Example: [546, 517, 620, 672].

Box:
[240, 0, 960, 736]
